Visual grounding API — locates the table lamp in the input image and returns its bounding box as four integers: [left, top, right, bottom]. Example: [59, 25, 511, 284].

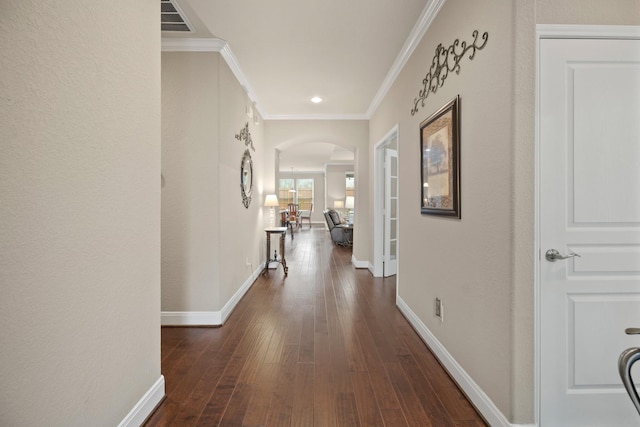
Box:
[345, 196, 355, 225]
[264, 194, 279, 227]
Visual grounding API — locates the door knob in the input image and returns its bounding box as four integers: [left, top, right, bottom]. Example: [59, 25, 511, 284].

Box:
[545, 249, 581, 262]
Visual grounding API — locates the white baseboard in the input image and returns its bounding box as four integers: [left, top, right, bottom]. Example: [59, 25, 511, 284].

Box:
[396, 296, 526, 427]
[118, 375, 165, 427]
[351, 254, 369, 269]
[219, 263, 262, 324]
[161, 310, 222, 325]
[161, 263, 263, 326]
[367, 262, 378, 276]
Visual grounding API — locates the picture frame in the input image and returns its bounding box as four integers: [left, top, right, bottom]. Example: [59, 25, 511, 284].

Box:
[420, 95, 460, 218]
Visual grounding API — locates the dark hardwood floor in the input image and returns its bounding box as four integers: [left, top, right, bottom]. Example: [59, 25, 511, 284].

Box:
[145, 225, 487, 426]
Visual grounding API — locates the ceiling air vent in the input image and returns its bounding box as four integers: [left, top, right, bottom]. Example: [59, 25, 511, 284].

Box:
[161, 0, 192, 32]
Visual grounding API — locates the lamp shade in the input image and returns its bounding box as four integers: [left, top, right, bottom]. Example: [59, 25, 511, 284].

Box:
[345, 196, 355, 209]
[264, 194, 279, 207]
[334, 200, 344, 209]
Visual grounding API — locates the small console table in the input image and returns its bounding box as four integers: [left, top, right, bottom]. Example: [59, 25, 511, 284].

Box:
[263, 227, 288, 276]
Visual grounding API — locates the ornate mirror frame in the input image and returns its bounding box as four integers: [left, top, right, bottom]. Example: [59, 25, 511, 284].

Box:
[240, 149, 253, 208]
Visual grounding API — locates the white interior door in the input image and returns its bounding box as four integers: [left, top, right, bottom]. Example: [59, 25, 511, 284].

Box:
[540, 36, 640, 426]
[384, 149, 398, 277]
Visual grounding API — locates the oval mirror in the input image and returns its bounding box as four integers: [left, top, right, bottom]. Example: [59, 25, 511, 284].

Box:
[240, 149, 253, 208]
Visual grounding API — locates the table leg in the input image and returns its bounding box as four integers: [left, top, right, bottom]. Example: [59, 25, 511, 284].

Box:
[263, 232, 271, 275]
[280, 232, 288, 276]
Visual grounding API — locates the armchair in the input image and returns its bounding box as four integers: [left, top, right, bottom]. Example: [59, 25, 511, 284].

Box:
[323, 209, 353, 246]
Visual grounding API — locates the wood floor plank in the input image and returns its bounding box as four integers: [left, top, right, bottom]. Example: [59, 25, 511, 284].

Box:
[290, 362, 315, 425]
[335, 391, 361, 427]
[145, 226, 487, 427]
[350, 371, 385, 427]
[240, 382, 274, 426]
[385, 361, 434, 427]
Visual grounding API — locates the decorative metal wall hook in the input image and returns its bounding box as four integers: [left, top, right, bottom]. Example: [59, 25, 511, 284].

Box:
[235, 122, 255, 151]
[411, 30, 488, 116]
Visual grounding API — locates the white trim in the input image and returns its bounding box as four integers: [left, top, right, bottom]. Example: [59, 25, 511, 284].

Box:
[267, 114, 369, 121]
[351, 254, 369, 269]
[534, 24, 640, 427]
[161, 310, 221, 326]
[534, 24, 544, 427]
[396, 297, 516, 427]
[161, 263, 263, 326]
[161, 0, 447, 121]
[537, 24, 640, 40]
[366, 0, 446, 117]
[220, 263, 263, 323]
[161, 37, 226, 52]
[161, 38, 266, 119]
[367, 262, 376, 275]
[372, 125, 399, 277]
[219, 44, 266, 119]
[118, 376, 165, 427]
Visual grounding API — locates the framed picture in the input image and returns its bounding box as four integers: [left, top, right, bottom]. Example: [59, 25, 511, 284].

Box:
[420, 95, 460, 218]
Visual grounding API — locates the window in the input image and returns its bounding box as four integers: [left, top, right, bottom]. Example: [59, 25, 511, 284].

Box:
[278, 179, 294, 209]
[278, 177, 314, 211]
[296, 179, 313, 211]
[346, 172, 355, 198]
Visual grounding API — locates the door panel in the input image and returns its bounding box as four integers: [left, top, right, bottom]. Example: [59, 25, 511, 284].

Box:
[540, 37, 640, 426]
[384, 149, 398, 277]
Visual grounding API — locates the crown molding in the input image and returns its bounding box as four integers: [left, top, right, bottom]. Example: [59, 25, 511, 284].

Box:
[161, 0, 445, 122]
[161, 37, 266, 119]
[537, 24, 640, 39]
[366, 0, 446, 118]
[265, 114, 369, 121]
[161, 37, 226, 51]
[218, 43, 266, 119]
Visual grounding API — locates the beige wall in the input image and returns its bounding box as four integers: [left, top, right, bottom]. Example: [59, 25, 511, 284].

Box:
[218, 60, 266, 305]
[264, 120, 369, 262]
[0, 1, 161, 425]
[369, 0, 640, 423]
[161, 51, 265, 313]
[325, 164, 354, 210]
[373, 0, 516, 417]
[162, 52, 221, 311]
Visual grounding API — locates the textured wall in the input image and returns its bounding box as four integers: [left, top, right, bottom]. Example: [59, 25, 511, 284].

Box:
[325, 164, 354, 210]
[0, 1, 161, 425]
[217, 59, 266, 307]
[369, 0, 640, 423]
[370, 0, 516, 419]
[161, 51, 265, 313]
[161, 52, 221, 311]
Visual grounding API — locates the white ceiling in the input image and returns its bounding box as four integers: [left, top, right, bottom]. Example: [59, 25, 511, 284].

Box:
[279, 142, 354, 172]
[164, 0, 439, 169]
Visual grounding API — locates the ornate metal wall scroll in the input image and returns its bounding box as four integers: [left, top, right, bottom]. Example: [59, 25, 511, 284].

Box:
[411, 30, 488, 116]
[235, 122, 255, 151]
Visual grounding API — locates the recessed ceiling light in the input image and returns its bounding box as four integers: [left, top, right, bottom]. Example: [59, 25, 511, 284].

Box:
[310, 96, 323, 104]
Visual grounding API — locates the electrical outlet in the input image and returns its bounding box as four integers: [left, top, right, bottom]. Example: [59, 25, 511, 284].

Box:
[435, 298, 443, 321]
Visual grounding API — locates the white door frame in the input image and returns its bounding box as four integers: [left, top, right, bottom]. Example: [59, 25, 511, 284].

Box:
[373, 124, 399, 278]
[535, 24, 640, 425]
